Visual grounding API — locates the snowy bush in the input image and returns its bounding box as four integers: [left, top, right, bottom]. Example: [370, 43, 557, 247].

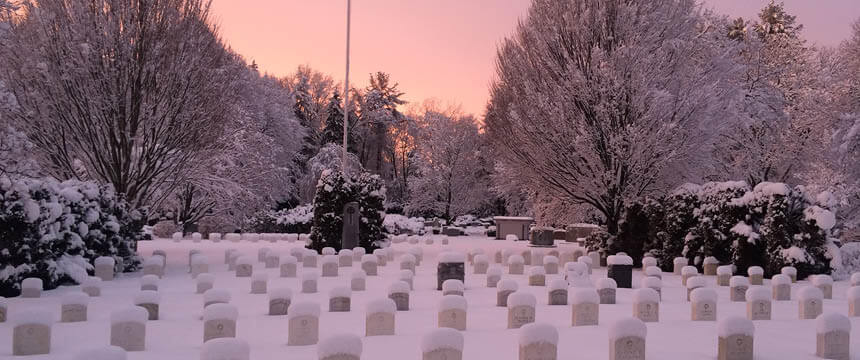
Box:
[684, 181, 750, 268]
[247, 204, 314, 234]
[653, 184, 700, 271]
[835, 242, 860, 279]
[0, 176, 142, 296]
[382, 214, 424, 235]
[308, 170, 386, 252]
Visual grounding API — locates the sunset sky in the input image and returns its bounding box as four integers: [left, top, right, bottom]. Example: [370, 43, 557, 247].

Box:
[210, 0, 860, 117]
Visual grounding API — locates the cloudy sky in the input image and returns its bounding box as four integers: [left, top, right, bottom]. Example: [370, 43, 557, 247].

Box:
[211, 0, 860, 117]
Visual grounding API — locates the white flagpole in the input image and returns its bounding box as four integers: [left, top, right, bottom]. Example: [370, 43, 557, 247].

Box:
[342, 0, 351, 175]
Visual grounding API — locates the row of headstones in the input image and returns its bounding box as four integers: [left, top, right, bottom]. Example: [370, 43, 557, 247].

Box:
[54, 313, 852, 360]
[171, 232, 308, 243]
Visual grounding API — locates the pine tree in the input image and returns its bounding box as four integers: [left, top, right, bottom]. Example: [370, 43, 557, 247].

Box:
[321, 92, 345, 146]
[308, 170, 386, 253]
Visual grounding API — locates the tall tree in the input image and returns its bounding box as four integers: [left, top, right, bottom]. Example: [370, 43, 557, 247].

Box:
[485, 0, 738, 234]
[0, 0, 239, 209]
[355, 72, 406, 177]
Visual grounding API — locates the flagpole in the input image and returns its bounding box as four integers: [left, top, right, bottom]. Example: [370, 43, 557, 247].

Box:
[342, 0, 351, 175]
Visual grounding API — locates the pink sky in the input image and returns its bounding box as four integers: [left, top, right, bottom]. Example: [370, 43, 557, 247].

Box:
[210, 0, 860, 117]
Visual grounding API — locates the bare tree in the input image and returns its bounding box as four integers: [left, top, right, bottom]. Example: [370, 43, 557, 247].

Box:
[485, 0, 739, 234]
[0, 0, 239, 209]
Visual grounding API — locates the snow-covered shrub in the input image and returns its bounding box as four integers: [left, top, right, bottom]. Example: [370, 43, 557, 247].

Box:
[583, 229, 612, 254]
[382, 214, 424, 235]
[835, 242, 860, 279]
[308, 170, 386, 252]
[654, 184, 700, 271]
[246, 204, 314, 234]
[613, 199, 663, 268]
[685, 181, 750, 268]
[0, 176, 142, 296]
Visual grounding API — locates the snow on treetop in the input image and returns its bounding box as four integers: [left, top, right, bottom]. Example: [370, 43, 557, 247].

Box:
[745, 286, 770, 302]
[730, 276, 749, 287]
[507, 291, 536, 308]
[804, 206, 836, 230]
[597, 278, 617, 289]
[569, 288, 599, 304]
[519, 322, 559, 345]
[609, 317, 647, 340]
[670, 183, 702, 196]
[203, 303, 238, 321]
[318, 333, 363, 357]
[201, 338, 249, 360]
[389, 281, 410, 294]
[816, 312, 851, 333]
[747, 266, 764, 275]
[133, 290, 160, 304]
[439, 252, 465, 263]
[439, 294, 467, 310]
[269, 287, 292, 299]
[771, 274, 791, 285]
[288, 301, 320, 317]
[780, 246, 812, 264]
[686, 275, 706, 289]
[22, 277, 43, 289]
[690, 287, 717, 302]
[442, 279, 465, 292]
[527, 266, 546, 276]
[366, 298, 396, 314]
[798, 286, 824, 301]
[498, 279, 519, 292]
[607, 255, 633, 265]
[421, 328, 464, 352]
[718, 316, 754, 337]
[62, 291, 89, 305]
[633, 288, 659, 303]
[73, 346, 127, 360]
[203, 289, 231, 303]
[110, 306, 148, 324]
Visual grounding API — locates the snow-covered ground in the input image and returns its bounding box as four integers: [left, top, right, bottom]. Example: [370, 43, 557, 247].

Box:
[1, 235, 858, 359]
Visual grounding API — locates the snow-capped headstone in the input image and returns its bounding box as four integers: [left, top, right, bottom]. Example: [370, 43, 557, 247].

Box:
[235, 256, 253, 278]
[110, 306, 147, 351]
[280, 255, 298, 278]
[302, 271, 319, 294]
[399, 270, 415, 290]
[442, 279, 465, 297]
[133, 291, 160, 320]
[191, 254, 209, 278]
[607, 255, 633, 288]
[140, 274, 159, 291]
[329, 286, 351, 312]
[303, 251, 319, 268]
[203, 289, 231, 308]
[673, 257, 688, 275]
[781, 266, 797, 283]
[318, 333, 363, 360]
[12, 310, 52, 355]
[718, 316, 755, 360]
[351, 270, 367, 291]
[95, 257, 116, 281]
[703, 257, 720, 276]
[597, 278, 617, 304]
[322, 255, 339, 277]
[373, 248, 387, 266]
[717, 266, 733, 286]
[203, 303, 238, 342]
[521, 249, 532, 266]
[209, 233, 222, 242]
[269, 288, 292, 316]
[400, 254, 417, 273]
[287, 302, 320, 346]
[570, 288, 599, 326]
[201, 338, 249, 360]
[251, 273, 268, 294]
[389, 281, 410, 311]
[813, 275, 834, 299]
[848, 286, 860, 317]
[408, 247, 423, 265]
[609, 317, 646, 360]
[548, 279, 568, 306]
[498, 279, 519, 307]
[544, 256, 559, 275]
[487, 265, 503, 288]
[747, 266, 763, 285]
[644, 266, 661, 280]
[528, 266, 546, 286]
[338, 249, 353, 267]
[772, 274, 791, 301]
[421, 328, 463, 360]
[191, 232, 202, 243]
[746, 287, 771, 321]
[799, 286, 824, 320]
[61, 292, 89, 322]
[686, 276, 705, 301]
[341, 202, 360, 250]
[518, 322, 558, 360]
[509, 254, 525, 275]
[730, 276, 749, 302]
[437, 252, 466, 291]
[224, 233, 241, 243]
[265, 252, 280, 269]
[473, 254, 489, 274]
[852, 273, 860, 287]
[197, 274, 215, 294]
[588, 251, 600, 269]
[816, 312, 851, 360]
[507, 291, 536, 329]
[142, 256, 164, 278]
[82, 277, 103, 297]
[691, 288, 717, 321]
[438, 295, 467, 331]
[361, 254, 378, 276]
[290, 247, 304, 263]
[633, 288, 659, 323]
[529, 227, 554, 247]
[681, 266, 698, 287]
[365, 299, 396, 336]
[321, 247, 336, 256]
[21, 277, 43, 298]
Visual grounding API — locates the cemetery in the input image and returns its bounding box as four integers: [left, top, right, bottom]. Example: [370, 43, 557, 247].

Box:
[0, 231, 857, 359]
